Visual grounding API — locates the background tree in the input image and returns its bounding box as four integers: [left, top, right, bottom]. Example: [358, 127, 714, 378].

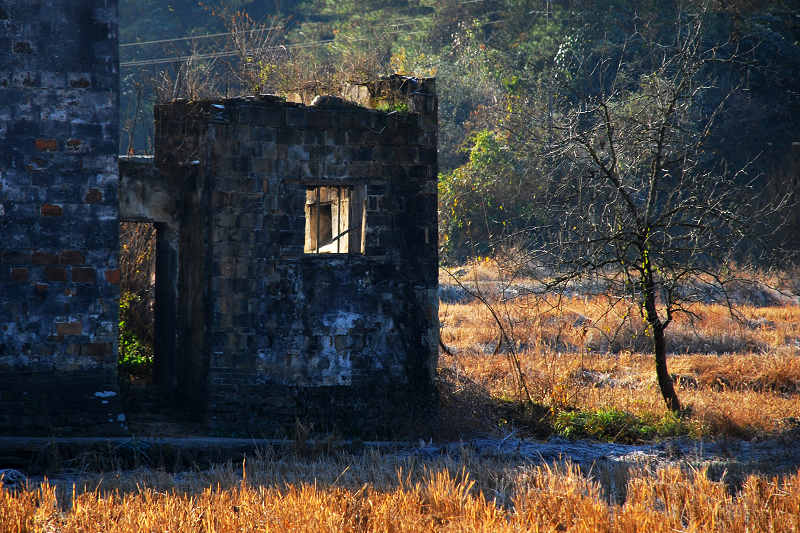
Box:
[492, 6, 792, 412]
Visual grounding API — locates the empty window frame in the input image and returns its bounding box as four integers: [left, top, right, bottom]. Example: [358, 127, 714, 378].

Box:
[304, 185, 366, 254]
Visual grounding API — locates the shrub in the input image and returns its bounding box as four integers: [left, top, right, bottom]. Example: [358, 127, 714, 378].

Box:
[118, 291, 153, 375]
[553, 408, 692, 443]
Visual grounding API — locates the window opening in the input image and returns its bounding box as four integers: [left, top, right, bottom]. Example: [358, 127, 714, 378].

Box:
[305, 185, 366, 254]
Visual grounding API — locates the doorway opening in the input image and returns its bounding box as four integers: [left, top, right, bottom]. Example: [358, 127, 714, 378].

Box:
[118, 221, 156, 383]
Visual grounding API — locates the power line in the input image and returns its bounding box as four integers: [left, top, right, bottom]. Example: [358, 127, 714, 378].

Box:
[120, 12, 511, 69]
[120, 27, 284, 48]
[122, 38, 335, 67]
[120, 28, 434, 68]
[119, 0, 493, 49]
[120, 14, 431, 49]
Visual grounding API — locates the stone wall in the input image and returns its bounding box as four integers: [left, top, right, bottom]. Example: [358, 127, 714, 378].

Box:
[154, 80, 439, 436]
[0, 0, 123, 435]
[0, 0, 438, 438]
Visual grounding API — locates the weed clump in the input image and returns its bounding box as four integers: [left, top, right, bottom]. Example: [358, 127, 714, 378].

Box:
[552, 408, 694, 443]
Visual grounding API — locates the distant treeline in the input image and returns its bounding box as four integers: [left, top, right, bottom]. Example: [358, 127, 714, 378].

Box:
[120, 0, 800, 262]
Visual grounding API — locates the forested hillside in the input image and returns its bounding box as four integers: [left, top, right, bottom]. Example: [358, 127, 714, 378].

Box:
[120, 0, 800, 260]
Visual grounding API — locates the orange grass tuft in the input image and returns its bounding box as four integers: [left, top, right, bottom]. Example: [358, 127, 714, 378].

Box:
[2, 462, 800, 532]
[439, 286, 800, 438]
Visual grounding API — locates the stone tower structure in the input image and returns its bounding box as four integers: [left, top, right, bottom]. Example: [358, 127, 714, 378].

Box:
[1, 0, 438, 437]
[0, 0, 123, 434]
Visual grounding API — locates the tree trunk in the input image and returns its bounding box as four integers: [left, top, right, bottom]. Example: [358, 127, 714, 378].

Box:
[643, 285, 681, 413]
[651, 318, 681, 413]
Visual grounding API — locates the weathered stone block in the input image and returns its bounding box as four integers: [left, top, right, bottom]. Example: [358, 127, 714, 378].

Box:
[84, 188, 102, 203]
[55, 321, 82, 336]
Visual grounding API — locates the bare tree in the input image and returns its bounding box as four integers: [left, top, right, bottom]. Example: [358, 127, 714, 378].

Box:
[498, 8, 791, 413]
[226, 10, 288, 95]
[153, 44, 222, 103]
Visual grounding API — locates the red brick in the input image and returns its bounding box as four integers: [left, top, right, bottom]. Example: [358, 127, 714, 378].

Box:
[82, 342, 112, 357]
[10, 268, 28, 282]
[59, 250, 85, 265]
[32, 251, 59, 264]
[104, 269, 120, 284]
[44, 266, 67, 282]
[84, 188, 102, 203]
[40, 204, 62, 216]
[69, 78, 90, 88]
[71, 267, 96, 283]
[35, 138, 58, 151]
[56, 321, 82, 336]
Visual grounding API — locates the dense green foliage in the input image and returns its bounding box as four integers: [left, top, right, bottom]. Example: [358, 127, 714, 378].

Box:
[118, 291, 154, 375]
[120, 0, 800, 260]
[553, 407, 693, 443]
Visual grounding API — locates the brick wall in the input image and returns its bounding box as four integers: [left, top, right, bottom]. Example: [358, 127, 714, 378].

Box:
[0, 5, 438, 440]
[155, 79, 439, 437]
[0, 0, 123, 435]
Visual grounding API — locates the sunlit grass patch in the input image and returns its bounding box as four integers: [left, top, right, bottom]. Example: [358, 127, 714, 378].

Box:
[3, 458, 800, 532]
[438, 274, 800, 441]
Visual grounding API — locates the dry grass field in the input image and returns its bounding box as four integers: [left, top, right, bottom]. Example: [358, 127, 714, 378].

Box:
[2, 453, 800, 532]
[2, 264, 799, 532]
[438, 264, 800, 441]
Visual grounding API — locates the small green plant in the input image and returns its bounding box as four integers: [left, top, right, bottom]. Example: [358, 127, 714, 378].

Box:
[118, 291, 153, 375]
[553, 408, 692, 443]
[375, 99, 409, 113]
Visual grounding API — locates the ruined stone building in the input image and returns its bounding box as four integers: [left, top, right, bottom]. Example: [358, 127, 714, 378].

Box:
[0, 0, 439, 436]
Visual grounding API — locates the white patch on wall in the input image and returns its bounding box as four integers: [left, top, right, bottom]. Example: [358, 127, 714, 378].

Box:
[41, 108, 67, 121]
[324, 311, 361, 335]
[316, 311, 363, 386]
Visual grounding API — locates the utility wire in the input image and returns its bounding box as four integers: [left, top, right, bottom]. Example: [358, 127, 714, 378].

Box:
[120, 27, 284, 48]
[121, 28, 434, 68]
[121, 11, 510, 68]
[120, 14, 430, 49]
[122, 38, 333, 67]
[119, 0, 492, 49]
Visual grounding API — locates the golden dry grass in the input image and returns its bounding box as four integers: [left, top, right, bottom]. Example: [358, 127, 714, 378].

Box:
[2, 458, 800, 532]
[438, 272, 800, 438]
[2, 266, 799, 531]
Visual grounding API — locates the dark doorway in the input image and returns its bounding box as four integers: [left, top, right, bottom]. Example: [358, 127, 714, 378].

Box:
[118, 220, 188, 429]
